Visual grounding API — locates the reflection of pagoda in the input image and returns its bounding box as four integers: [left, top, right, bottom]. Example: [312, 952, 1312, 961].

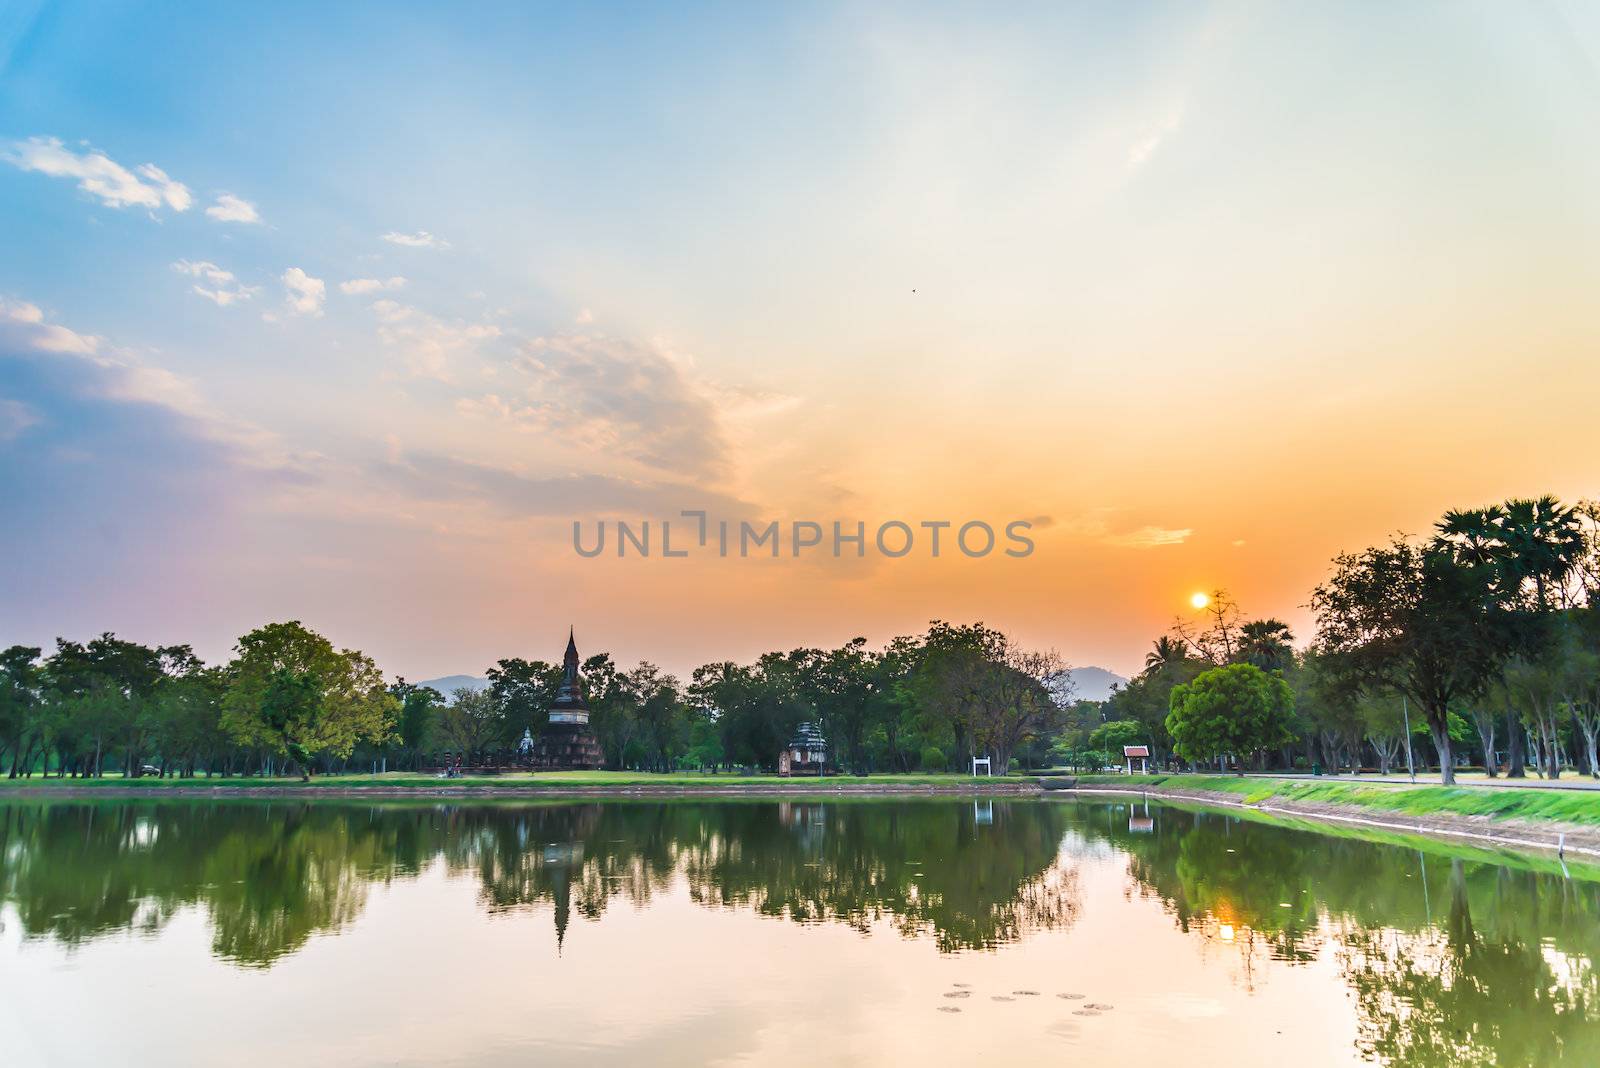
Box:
[532, 629, 605, 770]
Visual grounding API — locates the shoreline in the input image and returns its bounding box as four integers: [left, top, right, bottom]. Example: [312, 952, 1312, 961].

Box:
[1070, 779, 1600, 860]
[6, 774, 1599, 861]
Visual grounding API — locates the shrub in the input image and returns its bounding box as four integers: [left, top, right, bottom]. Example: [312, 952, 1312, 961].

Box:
[920, 745, 946, 771]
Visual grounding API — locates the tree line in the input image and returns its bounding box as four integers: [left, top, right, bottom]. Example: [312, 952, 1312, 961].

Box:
[0, 619, 1071, 778]
[7, 493, 1596, 782]
[1091, 495, 1600, 784]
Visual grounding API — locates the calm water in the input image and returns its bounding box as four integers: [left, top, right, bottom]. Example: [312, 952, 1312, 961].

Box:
[1, 798, 1596, 1066]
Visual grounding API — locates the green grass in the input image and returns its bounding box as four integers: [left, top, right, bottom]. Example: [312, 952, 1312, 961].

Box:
[1077, 773, 1600, 827]
[0, 769, 1025, 791]
[1136, 794, 1600, 883]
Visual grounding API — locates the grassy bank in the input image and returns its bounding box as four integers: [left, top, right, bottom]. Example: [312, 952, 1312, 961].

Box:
[0, 769, 1024, 792]
[1077, 773, 1600, 827]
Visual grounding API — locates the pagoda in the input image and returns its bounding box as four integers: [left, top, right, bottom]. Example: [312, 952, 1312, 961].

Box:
[532, 629, 606, 770]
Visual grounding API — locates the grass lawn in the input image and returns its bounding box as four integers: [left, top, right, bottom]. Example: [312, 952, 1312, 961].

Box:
[1078, 772, 1600, 827]
[0, 769, 1023, 790]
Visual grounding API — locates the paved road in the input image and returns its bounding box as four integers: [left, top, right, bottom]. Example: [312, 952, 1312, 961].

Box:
[1252, 771, 1600, 791]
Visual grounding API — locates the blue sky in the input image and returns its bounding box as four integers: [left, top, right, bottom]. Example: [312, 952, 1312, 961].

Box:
[4, 2, 1600, 678]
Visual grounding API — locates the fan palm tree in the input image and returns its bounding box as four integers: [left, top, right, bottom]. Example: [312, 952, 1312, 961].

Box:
[1436, 496, 1584, 609]
[1239, 619, 1294, 671]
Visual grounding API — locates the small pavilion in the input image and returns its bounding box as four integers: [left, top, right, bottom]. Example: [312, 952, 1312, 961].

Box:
[1123, 745, 1150, 775]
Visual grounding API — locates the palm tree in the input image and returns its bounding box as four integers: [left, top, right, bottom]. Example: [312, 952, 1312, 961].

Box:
[1436, 496, 1585, 609]
[1144, 636, 1189, 675]
[1436, 505, 1505, 567]
[1239, 619, 1294, 671]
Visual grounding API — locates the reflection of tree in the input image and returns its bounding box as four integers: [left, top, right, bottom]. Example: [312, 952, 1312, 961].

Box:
[1342, 860, 1600, 1066]
[681, 801, 1079, 952]
[0, 799, 1079, 965]
[1074, 803, 1600, 1064]
[1103, 808, 1322, 964]
[0, 803, 424, 966]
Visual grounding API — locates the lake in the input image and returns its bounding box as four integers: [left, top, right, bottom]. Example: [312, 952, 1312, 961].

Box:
[1, 796, 1596, 1066]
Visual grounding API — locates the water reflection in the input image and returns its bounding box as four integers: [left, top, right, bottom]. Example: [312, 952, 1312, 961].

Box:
[3, 798, 1599, 1064]
[0, 799, 1078, 964]
[1079, 801, 1600, 1065]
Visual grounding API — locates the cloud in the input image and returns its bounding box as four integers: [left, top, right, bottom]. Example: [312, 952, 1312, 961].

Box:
[0, 299, 98, 355]
[339, 276, 407, 295]
[460, 334, 733, 481]
[5, 136, 192, 211]
[575, 308, 594, 325]
[0, 299, 310, 616]
[1127, 97, 1187, 172]
[1105, 525, 1193, 548]
[381, 230, 450, 250]
[370, 448, 754, 522]
[281, 267, 326, 316]
[172, 259, 258, 306]
[205, 193, 260, 224]
[1058, 510, 1193, 549]
[0, 397, 38, 441]
[368, 299, 499, 380]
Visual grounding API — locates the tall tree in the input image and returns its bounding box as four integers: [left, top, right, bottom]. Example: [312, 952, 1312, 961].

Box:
[1239, 620, 1295, 672]
[486, 658, 561, 752]
[434, 687, 502, 764]
[221, 621, 397, 776]
[0, 646, 43, 778]
[1313, 538, 1503, 785]
[1144, 635, 1189, 675]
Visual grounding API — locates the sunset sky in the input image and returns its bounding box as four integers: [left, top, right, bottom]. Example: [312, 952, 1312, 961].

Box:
[3, 1, 1599, 682]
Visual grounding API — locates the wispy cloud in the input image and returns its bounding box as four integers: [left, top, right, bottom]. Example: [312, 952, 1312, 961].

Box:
[1105, 525, 1193, 548]
[1058, 510, 1193, 549]
[340, 276, 406, 295]
[281, 267, 326, 316]
[1126, 97, 1187, 172]
[172, 259, 258, 306]
[5, 136, 191, 211]
[205, 193, 260, 224]
[0, 397, 39, 441]
[369, 299, 499, 380]
[462, 334, 733, 481]
[0, 298, 315, 612]
[370, 448, 753, 522]
[381, 230, 450, 250]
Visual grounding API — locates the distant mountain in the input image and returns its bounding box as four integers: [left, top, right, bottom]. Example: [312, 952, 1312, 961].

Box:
[1068, 666, 1128, 703]
[415, 675, 489, 701]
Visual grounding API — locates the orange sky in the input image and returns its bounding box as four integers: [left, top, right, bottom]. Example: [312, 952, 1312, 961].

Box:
[4, 3, 1599, 679]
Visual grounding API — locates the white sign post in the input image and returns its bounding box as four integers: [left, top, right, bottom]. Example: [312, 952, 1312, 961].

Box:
[971, 756, 992, 777]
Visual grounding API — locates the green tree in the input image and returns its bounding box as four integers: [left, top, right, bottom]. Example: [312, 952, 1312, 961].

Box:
[1238, 619, 1295, 672]
[1166, 663, 1295, 774]
[627, 662, 688, 771]
[1088, 719, 1143, 752]
[221, 621, 397, 776]
[1313, 538, 1504, 785]
[1144, 635, 1189, 674]
[434, 687, 502, 764]
[390, 680, 443, 769]
[486, 657, 561, 751]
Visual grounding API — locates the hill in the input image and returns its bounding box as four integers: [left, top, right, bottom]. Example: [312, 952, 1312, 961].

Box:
[415, 675, 489, 700]
[1068, 666, 1128, 703]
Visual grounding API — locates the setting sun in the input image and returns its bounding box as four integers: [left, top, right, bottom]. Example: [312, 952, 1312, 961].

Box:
[1190, 592, 1211, 610]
